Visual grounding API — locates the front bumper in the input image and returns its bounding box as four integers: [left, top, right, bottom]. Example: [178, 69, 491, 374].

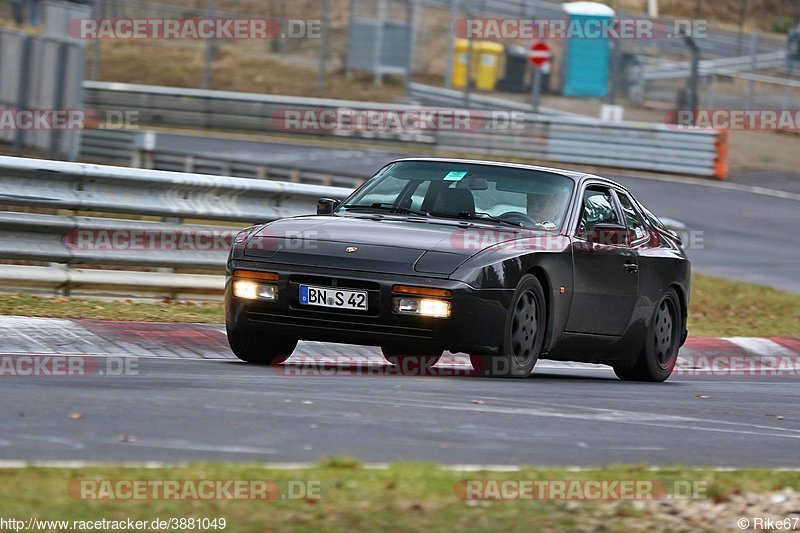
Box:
[225, 260, 512, 354]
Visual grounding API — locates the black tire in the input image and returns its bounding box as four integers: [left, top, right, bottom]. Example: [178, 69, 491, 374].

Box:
[470, 274, 546, 378]
[381, 345, 442, 375]
[227, 326, 297, 365]
[614, 288, 682, 382]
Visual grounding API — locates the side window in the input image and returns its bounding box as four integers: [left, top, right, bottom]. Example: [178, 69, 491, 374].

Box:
[577, 187, 620, 239]
[617, 192, 647, 242]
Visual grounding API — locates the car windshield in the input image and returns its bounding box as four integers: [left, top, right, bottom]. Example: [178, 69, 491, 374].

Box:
[339, 161, 575, 230]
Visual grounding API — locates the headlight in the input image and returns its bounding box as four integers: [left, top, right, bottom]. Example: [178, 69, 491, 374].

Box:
[393, 297, 451, 318]
[233, 280, 277, 301]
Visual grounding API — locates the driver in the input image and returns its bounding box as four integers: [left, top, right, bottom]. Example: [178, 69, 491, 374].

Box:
[527, 192, 566, 228]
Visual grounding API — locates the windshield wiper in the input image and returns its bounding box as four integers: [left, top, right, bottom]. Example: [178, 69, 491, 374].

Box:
[342, 202, 430, 217]
[448, 211, 523, 228]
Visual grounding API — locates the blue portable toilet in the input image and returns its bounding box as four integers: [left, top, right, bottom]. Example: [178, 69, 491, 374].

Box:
[562, 2, 616, 98]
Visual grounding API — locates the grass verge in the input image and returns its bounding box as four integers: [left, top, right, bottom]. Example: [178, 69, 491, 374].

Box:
[0, 273, 797, 336]
[0, 462, 798, 532]
[687, 274, 800, 337]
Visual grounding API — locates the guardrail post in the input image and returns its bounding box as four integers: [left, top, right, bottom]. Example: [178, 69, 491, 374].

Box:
[257, 166, 269, 180]
[51, 263, 71, 297]
[160, 216, 182, 301]
[745, 31, 759, 110]
[183, 155, 195, 173]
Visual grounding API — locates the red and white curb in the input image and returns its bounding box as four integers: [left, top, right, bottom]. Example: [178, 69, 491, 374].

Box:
[0, 316, 797, 375]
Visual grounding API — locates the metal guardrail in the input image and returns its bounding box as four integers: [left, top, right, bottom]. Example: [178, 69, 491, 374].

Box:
[78, 128, 141, 164]
[80, 82, 728, 178]
[435, 117, 726, 177]
[0, 264, 224, 296]
[0, 155, 349, 223]
[644, 51, 788, 80]
[407, 83, 581, 117]
[79, 129, 367, 188]
[0, 156, 351, 295]
[0, 211, 230, 269]
[82, 81, 437, 145]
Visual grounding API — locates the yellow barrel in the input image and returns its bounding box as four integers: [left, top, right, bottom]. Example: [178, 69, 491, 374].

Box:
[452, 39, 470, 89]
[473, 41, 504, 91]
[451, 40, 504, 91]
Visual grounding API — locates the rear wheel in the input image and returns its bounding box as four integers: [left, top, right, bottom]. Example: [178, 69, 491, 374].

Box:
[227, 326, 297, 365]
[381, 345, 442, 375]
[614, 288, 682, 382]
[470, 275, 546, 378]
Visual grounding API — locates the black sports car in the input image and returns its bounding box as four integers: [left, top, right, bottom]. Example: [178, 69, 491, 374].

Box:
[225, 159, 690, 381]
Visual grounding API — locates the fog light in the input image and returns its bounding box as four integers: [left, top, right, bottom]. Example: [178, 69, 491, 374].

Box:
[256, 284, 277, 301]
[393, 297, 451, 318]
[233, 280, 277, 301]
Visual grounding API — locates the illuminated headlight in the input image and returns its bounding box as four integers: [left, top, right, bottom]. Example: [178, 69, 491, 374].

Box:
[393, 297, 451, 318]
[233, 280, 277, 301]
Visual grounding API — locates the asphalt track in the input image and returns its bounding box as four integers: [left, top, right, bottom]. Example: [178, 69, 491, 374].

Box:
[1, 317, 799, 466]
[160, 133, 800, 293]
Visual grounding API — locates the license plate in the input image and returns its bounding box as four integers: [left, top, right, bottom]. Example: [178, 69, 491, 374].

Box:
[299, 284, 368, 310]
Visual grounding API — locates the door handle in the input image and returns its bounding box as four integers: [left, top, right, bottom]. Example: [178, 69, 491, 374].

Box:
[624, 262, 638, 273]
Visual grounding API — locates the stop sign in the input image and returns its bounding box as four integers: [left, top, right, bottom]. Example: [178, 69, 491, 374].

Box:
[529, 41, 551, 68]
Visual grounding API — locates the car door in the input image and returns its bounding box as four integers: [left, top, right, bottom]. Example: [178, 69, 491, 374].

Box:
[565, 185, 639, 336]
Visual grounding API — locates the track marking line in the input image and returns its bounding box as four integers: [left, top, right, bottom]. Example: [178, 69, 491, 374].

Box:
[617, 173, 800, 202]
[113, 439, 278, 455]
[1, 460, 799, 471]
[288, 392, 800, 441]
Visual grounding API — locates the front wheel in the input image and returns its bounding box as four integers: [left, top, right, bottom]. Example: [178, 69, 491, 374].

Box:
[227, 326, 297, 365]
[471, 275, 546, 378]
[614, 288, 682, 382]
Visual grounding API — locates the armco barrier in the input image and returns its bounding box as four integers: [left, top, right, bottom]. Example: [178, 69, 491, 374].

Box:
[0, 155, 350, 222]
[0, 156, 351, 296]
[81, 81, 728, 178]
[79, 129, 367, 188]
[435, 117, 729, 179]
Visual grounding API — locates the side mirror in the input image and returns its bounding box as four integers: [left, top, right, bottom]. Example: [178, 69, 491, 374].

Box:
[317, 198, 340, 215]
[585, 223, 630, 246]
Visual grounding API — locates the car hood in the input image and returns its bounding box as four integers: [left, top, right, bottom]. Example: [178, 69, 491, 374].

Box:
[243, 215, 534, 275]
